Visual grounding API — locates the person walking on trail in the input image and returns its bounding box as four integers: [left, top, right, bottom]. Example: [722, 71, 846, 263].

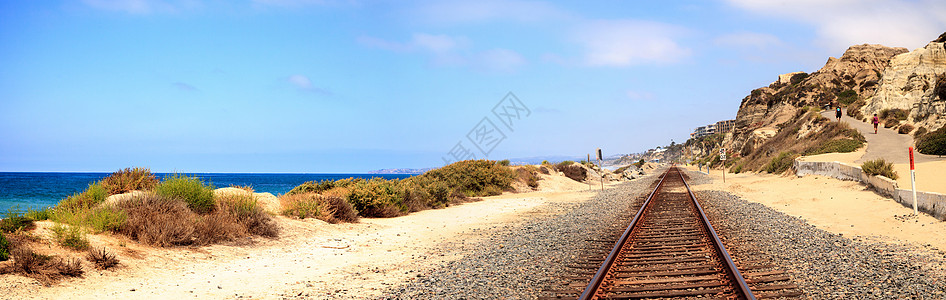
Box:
[872, 113, 880, 134]
[835, 106, 842, 121]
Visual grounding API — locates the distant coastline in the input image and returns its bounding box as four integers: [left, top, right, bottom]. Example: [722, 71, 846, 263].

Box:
[368, 168, 433, 174]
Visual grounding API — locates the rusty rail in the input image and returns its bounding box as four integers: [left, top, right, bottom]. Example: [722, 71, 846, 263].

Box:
[578, 166, 756, 300]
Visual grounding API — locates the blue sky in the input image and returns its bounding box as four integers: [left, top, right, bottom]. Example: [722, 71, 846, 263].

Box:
[1, 0, 944, 172]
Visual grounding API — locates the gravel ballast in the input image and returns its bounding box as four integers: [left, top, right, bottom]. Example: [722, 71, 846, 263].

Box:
[687, 170, 946, 299]
[381, 171, 664, 299]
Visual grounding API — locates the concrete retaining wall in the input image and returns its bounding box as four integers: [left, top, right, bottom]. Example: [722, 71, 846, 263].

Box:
[794, 158, 946, 220]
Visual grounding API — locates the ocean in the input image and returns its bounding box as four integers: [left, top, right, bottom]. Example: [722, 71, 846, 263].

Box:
[0, 172, 414, 214]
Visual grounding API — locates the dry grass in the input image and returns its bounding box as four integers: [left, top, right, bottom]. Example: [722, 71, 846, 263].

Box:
[100, 167, 158, 195]
[516, 166, 540, 190]
[228, 185, 255, 193]
[280, 193, 358, 224]
[114, 193, 277, 247]
[85, 247, 119, 270]
[1, 247, 84, 285]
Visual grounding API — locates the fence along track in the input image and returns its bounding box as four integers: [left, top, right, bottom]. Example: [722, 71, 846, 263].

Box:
[579, 166, 754, 300]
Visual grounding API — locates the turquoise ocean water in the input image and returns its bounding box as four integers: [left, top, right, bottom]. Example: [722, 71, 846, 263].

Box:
[0, 172, 413, 214]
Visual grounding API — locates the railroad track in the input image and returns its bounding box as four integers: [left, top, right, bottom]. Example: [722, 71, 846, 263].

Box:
[543, 166, 802, 299]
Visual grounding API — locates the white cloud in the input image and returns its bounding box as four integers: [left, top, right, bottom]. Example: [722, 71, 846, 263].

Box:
[412, 0, 569, 24]
[572, 20, 691, 67]
[727, 0, 946, 51]
[288, 75, 312, 90]
[81, 0, 199, 14]
[626, 90, 655, 101]
[714, 32, 782, 49]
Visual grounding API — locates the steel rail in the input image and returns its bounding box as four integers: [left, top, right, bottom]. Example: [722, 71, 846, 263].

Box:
[577, 168, 669, 300]
[679, 169, 755, 300]
[578, 166, 756, 300]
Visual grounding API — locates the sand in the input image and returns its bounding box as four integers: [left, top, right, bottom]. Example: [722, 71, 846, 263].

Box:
[799, 147, 946, 194]
[0, 174, 598, 299]
[684, 165, 946, 251]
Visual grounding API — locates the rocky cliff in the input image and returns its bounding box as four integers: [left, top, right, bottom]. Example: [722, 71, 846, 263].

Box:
[731, 44, 907, 156]
[861, 40, 946, 131]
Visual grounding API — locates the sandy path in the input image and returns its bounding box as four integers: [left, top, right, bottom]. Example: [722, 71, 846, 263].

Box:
[821, 109, 942, 164]
[683, 166, 946, 251]
[1, 186, 597, 300]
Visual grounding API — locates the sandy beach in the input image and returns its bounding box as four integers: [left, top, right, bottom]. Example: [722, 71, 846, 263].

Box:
[684, 165, 946, 251]
[0, 173, 600, 299]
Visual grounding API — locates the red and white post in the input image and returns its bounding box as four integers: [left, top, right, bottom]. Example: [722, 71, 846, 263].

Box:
[909, 147, 918, 216]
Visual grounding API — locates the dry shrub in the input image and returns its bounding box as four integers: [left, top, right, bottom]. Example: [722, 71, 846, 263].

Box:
[228, 185, 254, 193]
[359, 204, 403, 218]
[100, 167, 158, 195]
[85, 248, 119, 270]
[115, 194, 197, 247]
[116, 193, 276, 247]
[884, 118, 899, 128]
[516, 166, 540, 190]
[538, 166, 550, 175]
[556, 164, 587, 182]
[898, 123, 915, 134]
[6, 247, 83, 285]
[280, 193, 357, 224]
[215, 193, 278, 238]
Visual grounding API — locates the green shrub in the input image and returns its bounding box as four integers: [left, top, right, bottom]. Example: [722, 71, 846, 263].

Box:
[879, 108, 909, 121]
[805, 139, 864, 155]
[100, 167, 158, 195]
[613, 166, 630, 174]
[55, 182, 108, 217]
[763, 152, 797, 174]
[419, 160, 515, 197]
[155, 174, 216, 213]
[541, 160, 549, 165]
[1, 209, 34, 233]
[790, 72, 808, 85]
[861, 158, 899, 180]
[347, 178, 407, 217]
[280, 193, 356, 223]
[898, 124, 915, 134]
[837, 89, 858, 105]
[633, 159, 645, 169]
[85, 206, 126, 233]
[498, 159, 511, 166]
[916, 126, 946, 156]
[915, 126, 928, 138]
[0, 233, 9, 261]
[730, 162, 746, 174]
[24, 207, 51, 221]
[51, 224, 90, 251]
[286, 178, 357, 195]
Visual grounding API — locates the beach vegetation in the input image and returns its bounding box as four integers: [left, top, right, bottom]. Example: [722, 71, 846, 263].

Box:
[763, 151, 797, 174]
[346, 178, 408, 217]
[286, 178, 358, 195]
[1, 209, 34, 233]
[280, 193, 358, 223]
[0, 233, 9, 261]
[730, 161, 746, 174]
[538, 166, 550, 175]
[804, 138, 863, 155]
[847, 99, 866, 119]
[100, 167, 158, 195]
[837, 89, 858, 105]
[633, 159, 645, 169]
[154, 174, 215, 214]
[114, 192, 277, 247]
[916, 126, 946, 156]
[554, 161, 587, 182]
[24, 207, 51, 221]
[6, 247, 84, 284]
[228, 184, 254, 193]
[516, 165, 540, 190]
[898, 124, 915, 134]
[51, 224, 90, 251]
[54, 182, 108, 217]
[861, 158, 899, 179]
[86, 247, 119, 270]
[879, 108, 909, 121]
[498, 159, 511, 166]
[613, 166, 629, 174]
